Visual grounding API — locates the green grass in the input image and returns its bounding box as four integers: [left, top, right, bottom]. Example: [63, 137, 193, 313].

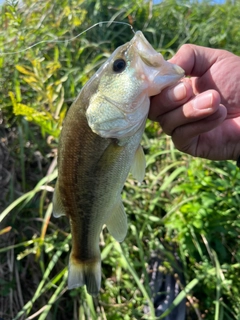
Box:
[1, 0, 240, 319]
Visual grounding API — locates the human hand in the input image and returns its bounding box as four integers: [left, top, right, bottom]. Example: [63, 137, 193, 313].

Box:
[149, 44, 240, 161]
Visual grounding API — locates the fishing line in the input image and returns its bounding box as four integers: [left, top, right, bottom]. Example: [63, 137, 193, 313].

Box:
[0, 21, 135, 56]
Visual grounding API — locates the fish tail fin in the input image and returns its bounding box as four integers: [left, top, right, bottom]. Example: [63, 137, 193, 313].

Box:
[68, 256, 101, 296]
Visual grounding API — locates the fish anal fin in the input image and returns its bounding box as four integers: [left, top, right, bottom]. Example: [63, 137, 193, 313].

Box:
[68, 256, 101, 297]
[106, 200, 128, 242]
[52, 181, 66, 218]
[130, 144, 146, 183]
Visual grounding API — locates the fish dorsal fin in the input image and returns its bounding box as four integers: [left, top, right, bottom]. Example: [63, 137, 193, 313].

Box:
[52, 181, 66, 218]
[130, 144, 146, 183]
[106, 199, 128, 242]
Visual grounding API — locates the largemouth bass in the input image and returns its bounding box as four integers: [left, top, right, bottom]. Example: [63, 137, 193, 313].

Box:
[53, 31, 184, 296]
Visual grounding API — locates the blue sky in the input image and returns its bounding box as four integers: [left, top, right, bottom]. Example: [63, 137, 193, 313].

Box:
[0, 0, 227, 4]
[153, 0, 226, 3]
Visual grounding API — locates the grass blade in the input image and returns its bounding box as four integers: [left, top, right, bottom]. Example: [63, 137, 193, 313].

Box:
[158, 278, 199, 319]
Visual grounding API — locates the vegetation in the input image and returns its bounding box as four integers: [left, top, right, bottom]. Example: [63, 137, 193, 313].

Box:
[1, 0, 240, 319]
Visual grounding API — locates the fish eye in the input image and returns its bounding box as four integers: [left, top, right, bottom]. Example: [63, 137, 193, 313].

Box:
[113, 58, 126, 73]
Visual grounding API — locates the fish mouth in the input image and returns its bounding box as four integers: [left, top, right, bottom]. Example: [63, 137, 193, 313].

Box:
[133, 31, 164, 68]
[130, 31, 184, 96]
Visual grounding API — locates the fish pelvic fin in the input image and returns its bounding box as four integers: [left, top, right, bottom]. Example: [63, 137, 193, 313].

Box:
[106, 199, 128, 242]
[130, 144, 146, 183]
[68, 256, 101, 297]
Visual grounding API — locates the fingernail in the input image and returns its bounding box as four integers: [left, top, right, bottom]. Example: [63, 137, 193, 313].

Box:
[193, 93, 213, 110]
[168, 83, 186, 102]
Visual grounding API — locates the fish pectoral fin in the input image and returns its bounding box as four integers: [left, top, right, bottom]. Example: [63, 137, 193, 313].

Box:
[52, 181, 66, 218]
[106, 200, 128, 242]
[130, 144, 146, 183]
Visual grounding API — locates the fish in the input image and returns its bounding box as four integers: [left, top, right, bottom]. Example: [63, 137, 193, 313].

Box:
[52, 31, 184, 296]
